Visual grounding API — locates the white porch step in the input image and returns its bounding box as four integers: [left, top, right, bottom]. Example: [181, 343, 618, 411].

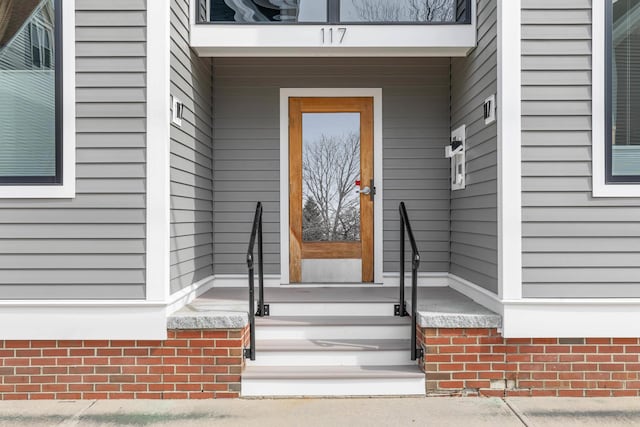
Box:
[255, 316, 411, 340]
[246, 338, 412, 367]
[242, 365, 425, 397]
[266, 302, 395, 317]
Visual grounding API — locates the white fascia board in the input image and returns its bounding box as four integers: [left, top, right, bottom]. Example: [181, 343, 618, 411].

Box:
[592, 0, 640, 197]
[0, 0, 76, 199]
[496, 0, 522, 300]
[146, 0, 172, 302]
[190, 23, 476, 57]
[194, 46, 473, 57]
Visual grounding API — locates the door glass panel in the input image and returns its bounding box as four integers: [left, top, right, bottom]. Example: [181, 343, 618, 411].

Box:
[340, 0, 456, 23]
[302, 112, 361, 242]
[211, 0, 327, 23]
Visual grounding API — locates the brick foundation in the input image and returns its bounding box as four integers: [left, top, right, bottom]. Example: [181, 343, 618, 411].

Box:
[420, 327, 640, 397]
[0, 327, 249, 400]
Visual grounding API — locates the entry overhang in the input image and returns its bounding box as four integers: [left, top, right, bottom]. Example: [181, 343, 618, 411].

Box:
[190, 23, 477, 57]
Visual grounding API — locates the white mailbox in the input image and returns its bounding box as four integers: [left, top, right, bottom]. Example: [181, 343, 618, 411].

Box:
[446, 125, 466, 190]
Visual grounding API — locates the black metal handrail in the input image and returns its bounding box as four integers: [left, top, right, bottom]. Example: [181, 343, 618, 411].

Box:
[397, 202, 424, 361]
[244, 202, 268, 361]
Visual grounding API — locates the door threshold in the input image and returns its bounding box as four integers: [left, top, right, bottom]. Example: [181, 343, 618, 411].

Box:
[280, 283, 385, 288]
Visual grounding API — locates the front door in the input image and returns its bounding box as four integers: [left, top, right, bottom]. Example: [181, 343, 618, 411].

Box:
[289, 97, 374, 283]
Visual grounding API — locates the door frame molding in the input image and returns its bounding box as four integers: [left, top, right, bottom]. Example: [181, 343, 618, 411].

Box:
[279, 88, 383, 284]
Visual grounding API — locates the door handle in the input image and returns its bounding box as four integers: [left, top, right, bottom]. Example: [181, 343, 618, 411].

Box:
[356, 179, 376, 201]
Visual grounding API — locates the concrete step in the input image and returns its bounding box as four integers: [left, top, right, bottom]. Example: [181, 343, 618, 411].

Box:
[265, 302, 396, 317]
[242, 365, 425, 397]
[246, 339, 413, 367]
[255, 316, 411, 340]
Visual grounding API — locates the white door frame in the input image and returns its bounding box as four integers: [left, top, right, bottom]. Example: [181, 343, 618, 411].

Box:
[279, 88, 384, 284]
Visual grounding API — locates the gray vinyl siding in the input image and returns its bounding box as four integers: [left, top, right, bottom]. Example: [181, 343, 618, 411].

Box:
[170, 0, 214, 294]
[521, 0, 640, 298]
[212, 58, 451, 276]
[0, 0, 147, 299]
[449, 0, 498, 293]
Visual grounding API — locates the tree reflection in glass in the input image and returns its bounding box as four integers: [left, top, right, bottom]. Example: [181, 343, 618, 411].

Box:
[302, 113, 361, 242]
[341, 0, 455, 23]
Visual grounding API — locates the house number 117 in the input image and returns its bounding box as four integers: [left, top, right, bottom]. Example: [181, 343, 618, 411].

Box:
[321, 27, 347, 44]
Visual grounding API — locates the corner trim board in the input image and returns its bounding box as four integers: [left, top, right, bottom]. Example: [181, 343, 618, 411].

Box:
[496, 0, 522, 300]
[146, 0, 172, 302]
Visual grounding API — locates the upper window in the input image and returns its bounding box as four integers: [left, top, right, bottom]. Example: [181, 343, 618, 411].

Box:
[607, 0, 640, 182]
[203, 0, 469, 24]
[0, 0, 61, 185]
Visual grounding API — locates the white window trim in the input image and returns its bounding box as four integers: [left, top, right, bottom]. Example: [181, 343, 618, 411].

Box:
[592, 0, 640, 197]
[0, 0, 76, 199]
[279, 88, 384, 285]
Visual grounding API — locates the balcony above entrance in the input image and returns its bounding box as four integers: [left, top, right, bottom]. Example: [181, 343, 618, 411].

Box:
[190, 0, 477, 57]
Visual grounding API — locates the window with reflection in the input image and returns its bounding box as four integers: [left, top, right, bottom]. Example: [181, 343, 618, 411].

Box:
[608, 0, 640, 181]
[341, 0, 456, 23]
[211, 0, 328, 23]
[302, 113, 361, 242]
[0, 0, 61, 184]
[208, 0, 466, 23]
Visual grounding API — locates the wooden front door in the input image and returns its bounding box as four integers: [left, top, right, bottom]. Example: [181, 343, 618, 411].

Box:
[289, 97, 374, 283]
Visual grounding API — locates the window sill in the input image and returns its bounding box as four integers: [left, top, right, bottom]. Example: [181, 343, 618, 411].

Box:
[592, 180, 640, 198]
[0, 183, 75, 199]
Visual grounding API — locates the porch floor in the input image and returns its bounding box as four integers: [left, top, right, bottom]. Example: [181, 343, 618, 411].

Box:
[167, 286, 502, 330]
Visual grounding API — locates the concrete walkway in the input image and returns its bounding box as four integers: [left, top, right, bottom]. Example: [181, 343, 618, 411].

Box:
[1, 397, 640, 427]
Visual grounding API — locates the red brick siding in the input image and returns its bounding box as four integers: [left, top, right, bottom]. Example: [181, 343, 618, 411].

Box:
[0, 327, 249, 400]
[421, 327, 640, 397]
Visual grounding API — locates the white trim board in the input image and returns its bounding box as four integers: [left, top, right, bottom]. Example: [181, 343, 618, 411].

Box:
[166, 275, 216, 315]
[496, 0, 522, 300]
[190, 24, 477, 58]
[592, 1, 640, 197]
[449, 274, 640, 338]
[210, 273, 640, 338]
[448, 273, 504, 316]
[212, 273, 449, 288]
[279, 88, 384, 285]
[0, 0, 76, 198]
[5, 273, 640, 339]
[146, 0, 172, 302]
[501, 301, 640, 338]
[0, 304, 167, 340]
